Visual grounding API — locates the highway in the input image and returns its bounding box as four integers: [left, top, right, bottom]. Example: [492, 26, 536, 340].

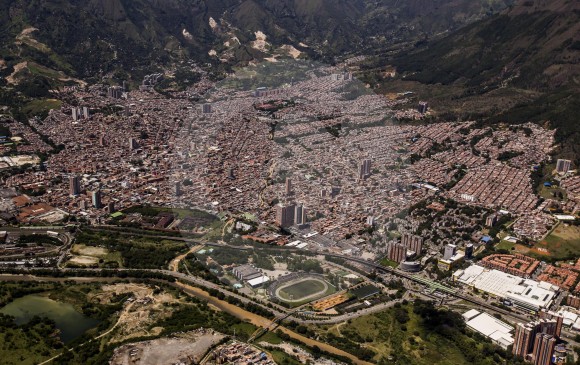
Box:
[10, 225, 580, 347]
[5, 261, 580, 349]
[74, 228, 536, 323]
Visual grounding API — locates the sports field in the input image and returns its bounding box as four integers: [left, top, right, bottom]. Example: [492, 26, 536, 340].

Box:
[276, 278, 331, 303]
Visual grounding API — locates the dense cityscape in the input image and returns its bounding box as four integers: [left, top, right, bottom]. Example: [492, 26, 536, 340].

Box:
[0, 0, 578, 364]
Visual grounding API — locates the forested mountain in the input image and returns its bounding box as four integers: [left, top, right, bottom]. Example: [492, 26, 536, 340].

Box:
[365, 0, 579, 162]
[0, 0, 511, 83]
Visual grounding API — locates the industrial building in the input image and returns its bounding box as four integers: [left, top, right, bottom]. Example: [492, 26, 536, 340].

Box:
[454, 265, 559, 312]
[232, 264, 270, 288]
[462, 309, 514, 350]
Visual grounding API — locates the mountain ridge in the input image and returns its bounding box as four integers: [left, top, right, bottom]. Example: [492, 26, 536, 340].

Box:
[368, 0, 579, 162]
[0, 0, 511, 84]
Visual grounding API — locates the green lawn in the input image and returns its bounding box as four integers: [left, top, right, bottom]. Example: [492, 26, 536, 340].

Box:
[538, 185, 567, 201]
[278, 279, 327, 301]
[231, 322, 256, 340]
[496, 240, 515, 252]
[380, 257, 399, 268]
[258, 331, 284, 345]
[268, 349, 302, 365]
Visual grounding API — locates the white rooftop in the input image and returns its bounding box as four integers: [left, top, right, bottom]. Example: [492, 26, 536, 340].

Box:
[554, 214, 576, 221]
[464, 311, 514, 349]
[555, 308, 579, 327]
[454, 265, 558, 310]
[462, 309, 481, 321]
[247, 275, 270, 287]
[573, 318, 580, 331]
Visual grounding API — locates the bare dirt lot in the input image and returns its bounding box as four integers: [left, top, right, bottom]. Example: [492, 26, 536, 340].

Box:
[109, 330, 225, 365]
[90, 283, 186, 343]
[68, 255, 99, 265]
[71, 244, 108, 257]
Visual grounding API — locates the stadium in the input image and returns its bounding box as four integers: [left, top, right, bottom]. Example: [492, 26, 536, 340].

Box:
[268, 273, 335, 306]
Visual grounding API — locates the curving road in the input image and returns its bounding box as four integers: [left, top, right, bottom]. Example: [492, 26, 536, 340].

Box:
[9, 225, 580, 350]
[2, 271, 372, 365]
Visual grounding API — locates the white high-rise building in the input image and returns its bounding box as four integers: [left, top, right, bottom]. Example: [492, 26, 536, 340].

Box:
[556, 159, 571, 174]
[444, 244, 457, 260]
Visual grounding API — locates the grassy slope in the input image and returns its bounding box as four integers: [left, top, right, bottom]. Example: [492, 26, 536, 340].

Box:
[323, 305, 464, 363]
[538, 223, 580, 260]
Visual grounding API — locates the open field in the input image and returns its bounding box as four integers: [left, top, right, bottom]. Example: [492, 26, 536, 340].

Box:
[69, 255, 100, 265]
[535, 224, 580, 260]
[495, 240, 515, 252]
[68, 244, 123, 268]
[513, 244, 531, 254]
[71, 244, 108, 257]
[538, 185, 567, 201]
[74, 231, 188, 269]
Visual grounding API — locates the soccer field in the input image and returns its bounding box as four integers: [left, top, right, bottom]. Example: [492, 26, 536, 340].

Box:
[277, 279, 328, 301]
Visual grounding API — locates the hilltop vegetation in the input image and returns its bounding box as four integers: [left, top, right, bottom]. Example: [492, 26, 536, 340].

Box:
[0, 0, 511, 85]
[363, 0, 580, 162]
[316, 300, 527, 365]
[1, 0, 577, 167]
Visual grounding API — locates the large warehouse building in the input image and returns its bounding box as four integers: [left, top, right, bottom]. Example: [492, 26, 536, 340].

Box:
[454, 265, 559, 312]
[463, 309, 514, 349]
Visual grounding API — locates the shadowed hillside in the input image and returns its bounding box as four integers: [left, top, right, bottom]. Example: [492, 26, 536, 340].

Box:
[365, 0, 579, 162]
[0, 0, 511, 83]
